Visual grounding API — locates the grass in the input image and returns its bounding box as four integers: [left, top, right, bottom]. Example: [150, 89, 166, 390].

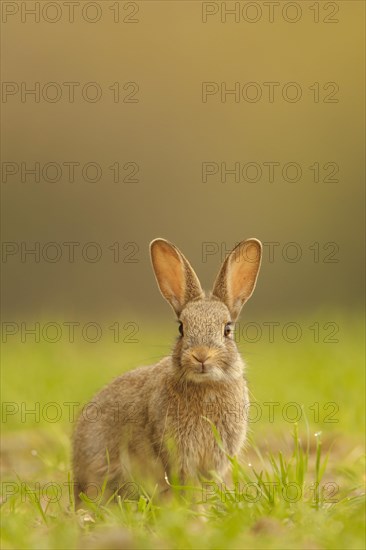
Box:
[1, 311, 365, 549]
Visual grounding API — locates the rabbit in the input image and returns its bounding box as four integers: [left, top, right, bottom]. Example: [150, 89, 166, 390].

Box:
[72, 238, 262, 507]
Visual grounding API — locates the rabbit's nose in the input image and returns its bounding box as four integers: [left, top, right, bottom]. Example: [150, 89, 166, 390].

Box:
[192, 356, 207, 373]
[192, 353, 205, 362]
[192, 353, 210, 368]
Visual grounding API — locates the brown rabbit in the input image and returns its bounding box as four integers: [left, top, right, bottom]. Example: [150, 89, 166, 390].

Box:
[72, 238, 262, 506]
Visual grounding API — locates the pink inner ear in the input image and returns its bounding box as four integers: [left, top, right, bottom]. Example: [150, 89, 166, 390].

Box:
[230, 243, 260, 302]
[164, 263, 185, 302]
[231, 261, 253, 300]
[153, 244, 185, 304]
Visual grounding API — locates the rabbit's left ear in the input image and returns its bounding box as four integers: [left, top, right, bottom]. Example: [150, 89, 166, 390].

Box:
[212, 239, 262, 320]
[150, 239, 203, 316]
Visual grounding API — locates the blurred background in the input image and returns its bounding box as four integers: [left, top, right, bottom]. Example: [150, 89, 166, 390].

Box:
[1, 0, 364, 322]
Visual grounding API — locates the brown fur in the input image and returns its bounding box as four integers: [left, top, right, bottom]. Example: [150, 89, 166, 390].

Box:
[72, 238, 262, 506]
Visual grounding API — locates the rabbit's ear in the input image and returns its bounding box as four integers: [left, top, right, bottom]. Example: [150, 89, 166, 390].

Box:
[150, 239, 203, 316]
[212, 239, 262, 320]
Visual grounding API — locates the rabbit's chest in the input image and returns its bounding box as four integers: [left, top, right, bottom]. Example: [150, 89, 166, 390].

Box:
[167, 393, 247, 474]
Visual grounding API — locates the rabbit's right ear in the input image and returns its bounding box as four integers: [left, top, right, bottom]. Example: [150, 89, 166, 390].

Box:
[212, 238, 262, 321]
[150, 239, 203, 316]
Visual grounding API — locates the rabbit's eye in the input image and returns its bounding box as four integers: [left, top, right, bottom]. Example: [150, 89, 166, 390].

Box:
[224, 323, 232, 337]
[178, 322, 184, 337]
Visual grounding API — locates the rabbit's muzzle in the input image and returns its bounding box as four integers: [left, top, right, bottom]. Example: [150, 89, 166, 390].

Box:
[191, 346, 212, 371]
[183, 346, 226, 381]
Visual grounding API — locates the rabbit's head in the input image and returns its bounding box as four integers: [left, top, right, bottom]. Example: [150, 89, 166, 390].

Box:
[150, 238, 262, 384]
